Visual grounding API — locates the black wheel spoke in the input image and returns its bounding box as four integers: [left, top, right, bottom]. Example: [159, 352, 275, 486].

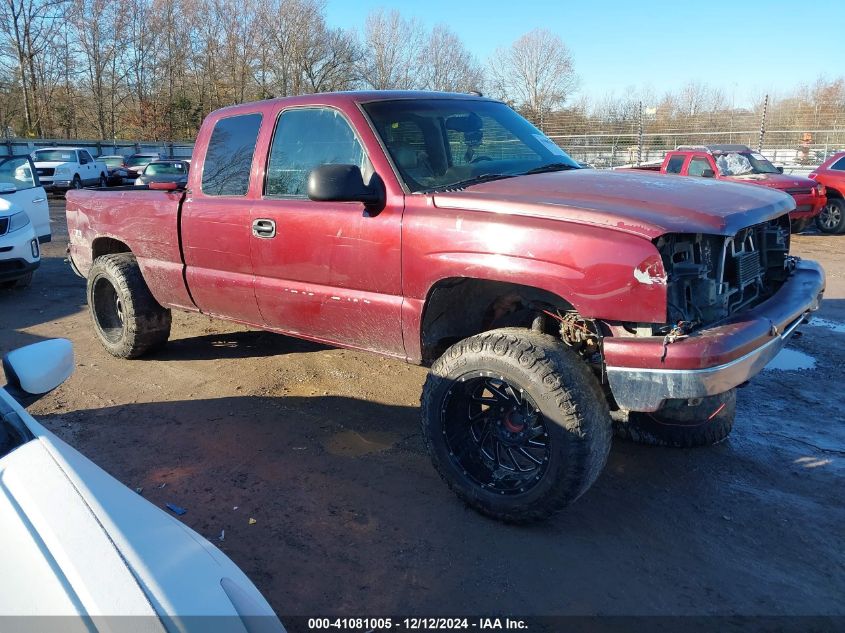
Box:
[442, 372, 551, 495]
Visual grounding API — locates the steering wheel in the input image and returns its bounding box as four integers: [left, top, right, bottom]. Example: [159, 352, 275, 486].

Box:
[470, 156, 492, 163]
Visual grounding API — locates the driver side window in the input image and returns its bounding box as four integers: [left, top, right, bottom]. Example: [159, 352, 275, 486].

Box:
[265, 108, 369, 198]
[688, 157, 712, 177]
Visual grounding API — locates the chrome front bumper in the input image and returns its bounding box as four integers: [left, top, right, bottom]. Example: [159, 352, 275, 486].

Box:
[604, 259, 825, 412]
[606, 314, 807, 412]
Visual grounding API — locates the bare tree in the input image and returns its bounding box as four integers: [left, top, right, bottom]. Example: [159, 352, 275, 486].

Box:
[0, 0, 68, 135]
[488, 28, 576, 123]
[417, 24, 482, 93]
[358, 8, 423, 90]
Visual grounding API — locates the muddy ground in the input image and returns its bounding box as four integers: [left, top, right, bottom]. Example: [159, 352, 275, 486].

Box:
[1, 199, 843, 625]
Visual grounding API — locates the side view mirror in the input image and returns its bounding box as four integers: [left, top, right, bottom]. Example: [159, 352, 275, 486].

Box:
[776, 166, 784, 174]
[2, 339, 74, 405]
[701, 168, 715, 178]
[307, 164, 384, 209]
[0, 183, 17, 194]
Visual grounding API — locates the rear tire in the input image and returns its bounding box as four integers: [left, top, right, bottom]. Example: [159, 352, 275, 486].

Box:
[99, 173, 107, 188]
[421, 328, 612, 524]
[614, 389, 736, 448]
[87, 253, 171, 358]
[817, 198, 845, 234]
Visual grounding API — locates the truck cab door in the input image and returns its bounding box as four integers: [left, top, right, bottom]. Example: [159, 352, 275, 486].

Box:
[248, 106, 404, 356]
[180, 112, 265, 325]
[0, 157, 49, 242]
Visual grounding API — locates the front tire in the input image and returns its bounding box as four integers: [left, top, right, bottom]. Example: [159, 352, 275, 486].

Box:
[71, 175, 82, 190]
[87, 253, 171, 358]
[421, 328, 612, 524]
[99, 173, 108, 188]
[817, 198, 845, 234]
[790, 218, 810, 234]
[614, 389, 736, 448]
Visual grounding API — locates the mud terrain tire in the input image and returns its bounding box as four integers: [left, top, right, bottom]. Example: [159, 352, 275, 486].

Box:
[614, 389, 736, 448]
[421, 328, 612, 524]
[87, 253, 171, 358]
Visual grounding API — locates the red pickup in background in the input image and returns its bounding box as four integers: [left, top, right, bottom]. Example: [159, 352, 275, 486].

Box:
[633, 144, 826, 233]
[808, 151, 845, 234]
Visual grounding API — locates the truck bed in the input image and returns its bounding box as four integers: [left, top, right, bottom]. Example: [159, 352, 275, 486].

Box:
[65, 187, 196, 311]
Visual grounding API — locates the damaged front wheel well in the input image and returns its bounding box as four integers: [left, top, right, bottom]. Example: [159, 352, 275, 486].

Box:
[420, 278, 577, 364]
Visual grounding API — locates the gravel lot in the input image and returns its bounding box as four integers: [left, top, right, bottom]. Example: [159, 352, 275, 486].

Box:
[1, 198, 844, 625]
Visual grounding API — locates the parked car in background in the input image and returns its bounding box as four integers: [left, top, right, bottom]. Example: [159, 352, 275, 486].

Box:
[809, 151, 845, 234]
[32, 147, 108, 192]
[0, 155, 50, 243]
[0, 339, 286, 631]
[66, 91, 825, 523]
[135, 159, 190, 187]
[98, 154, 134, 186]
[0, 196, 40, 289]
[124, 152, 165, 180]
[629, 145, 826, 233]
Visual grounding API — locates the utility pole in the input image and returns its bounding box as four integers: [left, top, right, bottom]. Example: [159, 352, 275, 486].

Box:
[637, 101, 643, 166]
[758, 94, 769, 153]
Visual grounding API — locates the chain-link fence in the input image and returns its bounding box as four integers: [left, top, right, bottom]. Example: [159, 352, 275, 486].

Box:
[0, 138, 195, 159]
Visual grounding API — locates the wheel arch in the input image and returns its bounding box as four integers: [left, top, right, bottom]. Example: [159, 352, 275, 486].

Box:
[91, 236, 132, 261]
[419, 276, 576, 365]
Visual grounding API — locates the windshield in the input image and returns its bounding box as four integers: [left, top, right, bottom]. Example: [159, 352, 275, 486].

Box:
[362, 99, 579, 192]
[126, 155, 157, 168]
[145, 162, 187, 176]
[100, 156, 124, 168]
[34, 149, 75, 162]
[716, 152, 779, 176]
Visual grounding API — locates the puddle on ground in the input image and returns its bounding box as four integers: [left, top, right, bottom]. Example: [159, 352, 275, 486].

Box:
[324, 430, 400, 457]
[764, 348, 817, 371]
[804, 317, 845, 335]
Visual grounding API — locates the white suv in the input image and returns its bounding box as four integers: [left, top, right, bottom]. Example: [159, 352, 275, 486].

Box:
[32, 147, 108, 191]
[0, 156, 47, 289]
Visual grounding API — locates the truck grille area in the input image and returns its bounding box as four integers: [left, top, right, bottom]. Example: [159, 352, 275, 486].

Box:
[0, 217, 7, 235]
[656, 215, 791, 325]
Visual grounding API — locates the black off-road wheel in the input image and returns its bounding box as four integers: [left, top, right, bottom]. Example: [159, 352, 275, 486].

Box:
[421, 328, 612, 524]
[614, 389, 736, 448]
[87, 253, 171, 358]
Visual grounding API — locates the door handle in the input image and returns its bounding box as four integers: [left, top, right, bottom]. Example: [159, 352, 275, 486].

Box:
[32, 197, 46, 204]
[252, 218, 276, 238]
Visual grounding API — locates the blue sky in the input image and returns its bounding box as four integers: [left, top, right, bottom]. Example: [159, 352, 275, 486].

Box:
[325, 0, 844, 106]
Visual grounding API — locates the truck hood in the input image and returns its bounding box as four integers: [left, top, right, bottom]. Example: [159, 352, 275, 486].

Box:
[724, 172, 817, 190]
[431, 169, 794, 238]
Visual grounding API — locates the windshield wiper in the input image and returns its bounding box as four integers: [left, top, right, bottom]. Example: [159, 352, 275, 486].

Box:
[520, 162, 579, 175]
[431, 173, 515, 192]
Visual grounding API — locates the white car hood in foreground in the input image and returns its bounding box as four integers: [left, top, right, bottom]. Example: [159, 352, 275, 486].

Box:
[0, 197, 20, 217]
[0, 390, 284, 632]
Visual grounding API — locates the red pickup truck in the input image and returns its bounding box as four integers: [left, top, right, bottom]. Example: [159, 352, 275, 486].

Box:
[809, 151, 845, 234]
[635, 145, 826, 233]
[66, 92, 825, 523]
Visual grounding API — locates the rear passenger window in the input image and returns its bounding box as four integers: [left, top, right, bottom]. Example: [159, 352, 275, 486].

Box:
[265, 108, 368, 198]
[202, 113, 262, 196]
[665, 155, 685, 174]
[831, 156, 845, 171]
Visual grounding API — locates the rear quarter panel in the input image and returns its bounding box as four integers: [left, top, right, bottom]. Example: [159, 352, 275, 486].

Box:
[66, 189, 195, 310]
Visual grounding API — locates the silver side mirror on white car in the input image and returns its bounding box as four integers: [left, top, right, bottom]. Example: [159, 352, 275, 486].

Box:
[2, 338, 74, 404]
